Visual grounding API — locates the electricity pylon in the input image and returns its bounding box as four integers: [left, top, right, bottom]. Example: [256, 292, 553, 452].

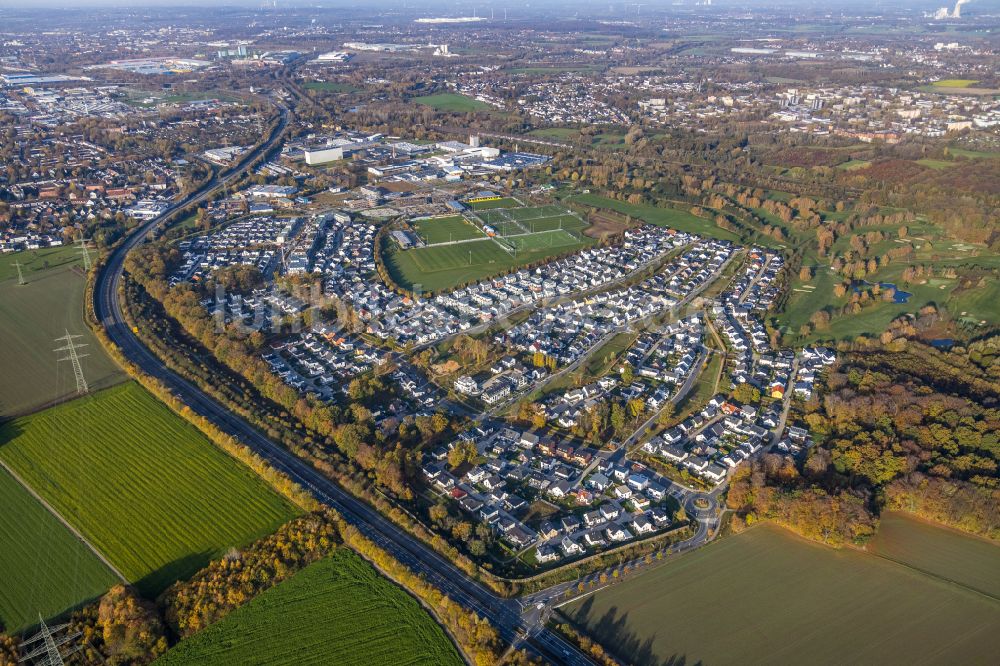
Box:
[75, 237, 92, 271]
[54, 330, 89, 395]
[13, 260, 26, 285]
[18, 616, 83, 666]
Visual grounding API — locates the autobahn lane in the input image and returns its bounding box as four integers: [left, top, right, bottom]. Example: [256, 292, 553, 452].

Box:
[92, 104, 593, 664]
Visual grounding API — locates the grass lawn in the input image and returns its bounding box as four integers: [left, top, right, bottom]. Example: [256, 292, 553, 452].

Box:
[0, 467, 117, 633]
[946, 279, 1000, 326]
[0, 383, 301, 597]
[565, 524, 1000, 666]
[545, 332, 636, 395]
[0, 245, 81, 281]
[949, 147, 1000, 160]
[157, 550, 462, 666]
[869, 512, 1000, 599]
[837, 159, 871, 170]
[412, 215, 485, 244]
[565, 193, 741, 242]
[413, 93, 494, 113]
[916, 158, 954, 170]
[932, 79, 979, 88]
[529, 127, 578, 140]
[0, 247, 125, 417]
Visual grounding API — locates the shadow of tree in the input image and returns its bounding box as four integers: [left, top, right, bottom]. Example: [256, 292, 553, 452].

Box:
[565, 596, 701, 666]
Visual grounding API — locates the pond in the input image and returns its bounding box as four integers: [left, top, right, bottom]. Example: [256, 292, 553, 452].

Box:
[853, 280, 912, 304]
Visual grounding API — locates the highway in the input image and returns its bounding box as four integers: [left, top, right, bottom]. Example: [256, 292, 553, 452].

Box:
[92, 102, 595, 665]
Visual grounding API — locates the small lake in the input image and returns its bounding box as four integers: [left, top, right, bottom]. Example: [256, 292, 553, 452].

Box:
[853, 280, 912, 304]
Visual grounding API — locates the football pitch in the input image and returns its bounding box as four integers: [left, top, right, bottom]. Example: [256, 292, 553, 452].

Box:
[386, 201, 593, 292]
[505, 229, 583, 251]
[467, 196, 522, 210]
[411, 215, 485, 245]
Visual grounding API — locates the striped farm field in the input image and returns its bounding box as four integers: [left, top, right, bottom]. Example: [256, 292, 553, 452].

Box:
[0, 383, 301, 597]
[0, 466, 117, 632]
[158, 549, 463, 666]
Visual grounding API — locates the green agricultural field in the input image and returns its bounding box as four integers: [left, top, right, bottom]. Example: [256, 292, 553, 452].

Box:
[869, 512, 1000, 599]
[565, 524, 1000, 666]
[0, 467, 117, 633]
[157, 550, 462, 666]
[566, 193, 741, 242]
[0, 247, 125, 416]
[413, 93, 494, 113]
[412, 215, 484, 244]
[0, 383, 300, 596]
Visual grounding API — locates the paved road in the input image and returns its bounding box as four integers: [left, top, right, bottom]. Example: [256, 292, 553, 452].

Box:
[92, 103, 594, 664]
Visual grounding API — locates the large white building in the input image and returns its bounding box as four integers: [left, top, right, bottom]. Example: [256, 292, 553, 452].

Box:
[304, 147, 344, 165]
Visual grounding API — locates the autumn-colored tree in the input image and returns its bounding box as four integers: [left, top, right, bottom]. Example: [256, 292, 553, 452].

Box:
[98, 585, 168, 661]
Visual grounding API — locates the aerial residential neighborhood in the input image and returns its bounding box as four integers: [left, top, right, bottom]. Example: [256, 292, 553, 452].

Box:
[0, 1, 997, 665]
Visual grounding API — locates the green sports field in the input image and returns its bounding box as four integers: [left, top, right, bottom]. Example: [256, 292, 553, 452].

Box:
[506, 229, 582, 251]
[0, 383, 301, 597]
[157, 550, 463, 666]
[413, 92, 495, 113]
[565, 523, 1000, 666]
[0, 466, 117, 633]
[0, 247, 125, 416]
[412, 215, 485, 244]
[467, 196, 522, 210]
[385, 200, 593, 292]
[478, 206, 587, 235]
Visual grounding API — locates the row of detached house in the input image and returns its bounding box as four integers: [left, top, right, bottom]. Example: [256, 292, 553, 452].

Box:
[376, 225, 692, 347]
[0, 231, 63, 253]
[264, 328, 385, 399]
[541, 455, 679, 562]
[421, 426, 596, 552]
[500, 241, 734, 369]
[422, 425, 678, 564]
[643, 394, 773, 485]
[538, 316, 705, 431]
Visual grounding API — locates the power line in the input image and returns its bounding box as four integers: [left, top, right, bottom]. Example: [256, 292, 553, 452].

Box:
[18, 615, 83, 666]
[75, 237, 92, 271]
[54, 330, 89, 395]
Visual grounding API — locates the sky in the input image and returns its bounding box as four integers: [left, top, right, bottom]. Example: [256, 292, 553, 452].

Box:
[0, 0, 995, 10]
